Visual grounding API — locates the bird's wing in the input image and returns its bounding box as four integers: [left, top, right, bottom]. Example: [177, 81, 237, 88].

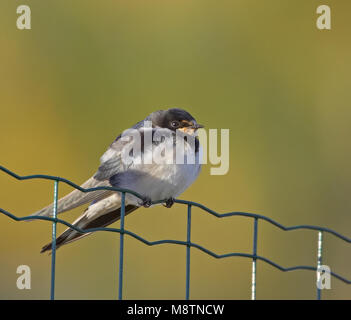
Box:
[31, 120, 159, 219]
[31, 127, 147, 218]
[31, 176, 113, 217]
[94, 127, 154, 181]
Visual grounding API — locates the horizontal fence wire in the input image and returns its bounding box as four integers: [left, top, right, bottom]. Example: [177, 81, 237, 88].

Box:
[0, 165, 350, 300]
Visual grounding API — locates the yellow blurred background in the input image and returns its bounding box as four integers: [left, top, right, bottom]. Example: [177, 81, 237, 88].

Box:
[0, 0, 350, 299]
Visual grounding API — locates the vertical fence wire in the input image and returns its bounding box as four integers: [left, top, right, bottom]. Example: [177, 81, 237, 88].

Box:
[316, 231, 323, 300]
[251, 217, 258, 300]
[118, 192, 126, 300]
[50, 180, 59, 300]
[186, 204, 192, 300]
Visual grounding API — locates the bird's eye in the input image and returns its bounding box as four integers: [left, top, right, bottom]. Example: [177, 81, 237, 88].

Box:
[171, 121, 180, 128]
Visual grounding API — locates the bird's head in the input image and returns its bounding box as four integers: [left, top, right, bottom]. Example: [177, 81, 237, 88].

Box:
[150, 108, 204, 135]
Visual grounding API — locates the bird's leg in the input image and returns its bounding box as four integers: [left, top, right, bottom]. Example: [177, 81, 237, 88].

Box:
[141, 197, 152, 208]
[164, 197, 175, 208]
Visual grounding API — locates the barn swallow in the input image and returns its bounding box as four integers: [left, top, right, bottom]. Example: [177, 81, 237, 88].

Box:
[34, 108, 203, 253]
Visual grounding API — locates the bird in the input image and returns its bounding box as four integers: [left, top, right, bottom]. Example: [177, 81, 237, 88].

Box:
[34, 108, 204, 253]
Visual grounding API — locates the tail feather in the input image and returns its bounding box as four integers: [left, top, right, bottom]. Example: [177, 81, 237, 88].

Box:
[40, 204, 138, 253]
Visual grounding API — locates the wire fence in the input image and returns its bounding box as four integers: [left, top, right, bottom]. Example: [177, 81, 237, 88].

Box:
[0, 165, 350, 300]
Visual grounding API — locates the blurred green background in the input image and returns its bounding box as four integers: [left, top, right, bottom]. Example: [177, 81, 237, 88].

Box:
[1, 0, 350, 299]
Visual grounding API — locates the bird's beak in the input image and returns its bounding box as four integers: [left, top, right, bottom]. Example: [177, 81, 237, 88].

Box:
[191, 123, 204, 130]
[178, 123, 204, 135]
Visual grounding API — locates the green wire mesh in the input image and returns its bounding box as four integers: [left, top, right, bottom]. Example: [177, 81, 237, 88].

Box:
[0, 165, 350, 300]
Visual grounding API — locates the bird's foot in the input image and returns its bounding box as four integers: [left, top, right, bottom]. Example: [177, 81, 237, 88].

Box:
[141, 197, 152, 208]
[163, 197, 175, 208]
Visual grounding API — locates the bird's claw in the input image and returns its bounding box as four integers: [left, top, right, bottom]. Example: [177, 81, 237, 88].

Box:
[142, 197, 152, 208]
[163, 197, 175, 208]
